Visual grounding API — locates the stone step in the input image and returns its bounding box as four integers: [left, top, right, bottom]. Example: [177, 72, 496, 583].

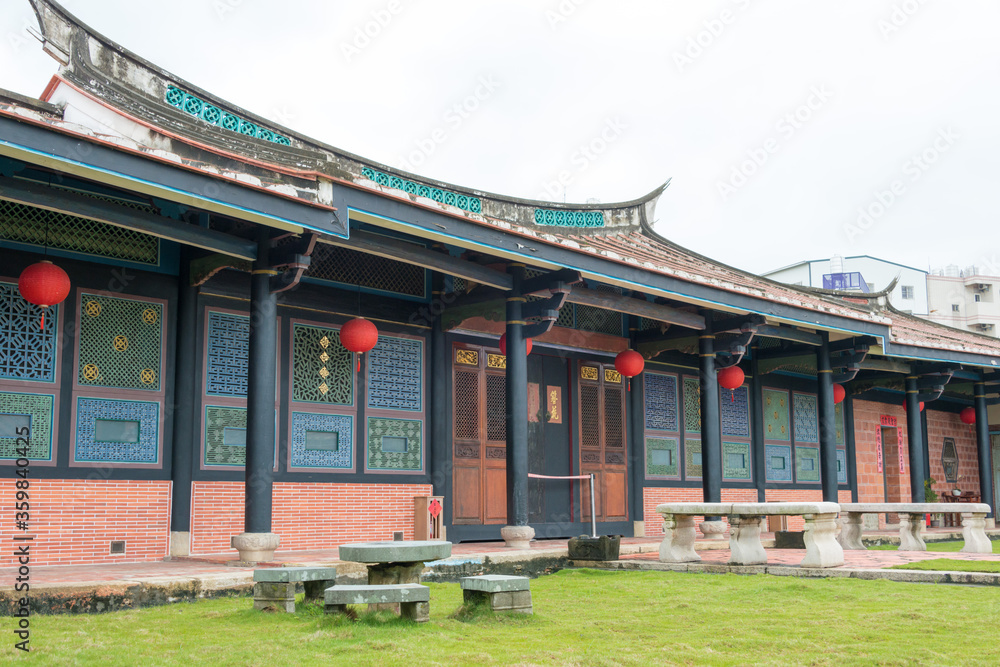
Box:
[324, 583, 429, 605]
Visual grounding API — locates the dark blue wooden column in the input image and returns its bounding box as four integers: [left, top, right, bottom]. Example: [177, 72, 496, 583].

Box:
[628, 324, 645, 531]
[245, 229, 278, 535]
[750, 344, 766, 502]
[169, 250, 197, 552]
[430, 293, 450, 526]
[904, 375, 926, 502]
[974, 382, 995, 517]
[699, 312, 722, 506]
[503, 264, 531, 544]
[816, 334, 838, 502]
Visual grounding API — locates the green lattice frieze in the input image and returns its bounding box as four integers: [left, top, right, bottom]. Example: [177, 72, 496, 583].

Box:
[723, 442, 751, 480]
[204, 405, 247, 466]
[0, 199, 159, 265]
[292, 324, 353, 404]
[763, 388, 790, 441]
[367, 417, 422, 471]
[646, 437, 678, 477]
[796, 446, 821, 482]
[0, 392, 53, 460]
[683, 377, 701, 433]
[685, 439, 702, 479]
[165, 85, 291, 146]
[533, 208, 604, 228]
[77, 295, 163, 391]
[361, 168, 482, 214]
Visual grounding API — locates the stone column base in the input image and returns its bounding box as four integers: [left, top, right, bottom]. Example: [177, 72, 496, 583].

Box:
[632, 521, 646, 538]
[231, 532, 281, 563]
[698, 519, 728, 541]
[500, 525, 535, 549]
[169, 531, 191, 557]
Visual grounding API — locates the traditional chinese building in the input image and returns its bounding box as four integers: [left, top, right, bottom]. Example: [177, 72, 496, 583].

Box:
[0, 0, 997, 566]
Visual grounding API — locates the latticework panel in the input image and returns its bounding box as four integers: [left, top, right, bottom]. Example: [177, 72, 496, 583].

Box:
[0, 281, 58, 382]
[361, 168, 483, 214]
[0, 199, 160, 265]
[290, 412, 353, 469]
[795, 446, 821, 482]
[719, 385, 750, 438]
[765, 444, 793, 482]
[368, 336, 422, 411]
[205, 311, 249, 396]
[453, 370, 479, 440]
[763, 388, 790, 441]
[367, 417, 422, 471]
[604, 385, 624, 448]
[75, 397, 159, 463]
[646, 437, 678, 477]
[78, 294, 163, 391]
[485, 374, 506, 442]
[792, 393, 819, 442]
[685, 439, 702, 479]
[204, 405, 247, 466]
[555, 304, 575, 328]
[683, 377, 701, 433]
[644, 373, 678, 432]
[580, 383, 601, 450]
[836, 449, 848, 484]
[292, 324, 353, 405]
[307, 243, 425, 298]
[0, 391, 53, 460]
[573, 303, 622, 335]
[723, 441, 751, 480]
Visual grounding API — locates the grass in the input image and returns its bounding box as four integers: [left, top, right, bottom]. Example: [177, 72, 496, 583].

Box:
[18, 569, 1000, 666]
[869, 540, 1000, 553]
[888, 558, 1000, 573]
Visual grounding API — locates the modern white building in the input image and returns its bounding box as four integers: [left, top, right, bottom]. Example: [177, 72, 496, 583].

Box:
[927, 265, 1000, 337]
[763, 255, 929, 316]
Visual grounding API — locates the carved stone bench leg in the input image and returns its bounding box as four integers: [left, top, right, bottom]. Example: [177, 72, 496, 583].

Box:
[400, 601, 430, 623]
[838, 512, 866, 550]
[897, 512, 926, 551]
[960, 513, 992, 553]
[728, 515, 766, 565]
[800, 512, 844, 568]
[324, 603, 347, 615]
[659, 514, 700, 563]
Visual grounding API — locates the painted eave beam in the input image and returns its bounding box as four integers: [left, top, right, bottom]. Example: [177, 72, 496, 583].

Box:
[0, 175, 257, 260]
[559, 287, 705, 330]
[754, 324, 823, 346]
[319, 229, 512, 290]
[858, 357, 911, 374]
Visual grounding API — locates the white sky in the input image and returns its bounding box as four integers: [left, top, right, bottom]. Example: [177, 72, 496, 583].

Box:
[1, 0, 998, 277]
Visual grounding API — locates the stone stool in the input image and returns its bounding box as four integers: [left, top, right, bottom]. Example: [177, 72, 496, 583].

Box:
[253, 566, 338, 612]
[460, 575, 532, 614]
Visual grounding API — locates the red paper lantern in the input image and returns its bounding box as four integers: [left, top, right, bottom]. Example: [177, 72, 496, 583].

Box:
[833, 384, 846, 404]
[717, 365, 745, 390]
[902, 399, 924, 413]
[498, 333, 532, 356]
[18, 260, 70, 330]
[340, 317, 378, 371]
[615, 349, 645, 378]
[960, 406, 976, 425]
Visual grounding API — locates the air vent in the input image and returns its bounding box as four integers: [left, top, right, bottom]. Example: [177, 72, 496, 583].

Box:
[110, 540, 125, 554]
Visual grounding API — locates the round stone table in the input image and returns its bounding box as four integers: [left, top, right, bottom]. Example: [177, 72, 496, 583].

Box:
[338, 541, 453, 609]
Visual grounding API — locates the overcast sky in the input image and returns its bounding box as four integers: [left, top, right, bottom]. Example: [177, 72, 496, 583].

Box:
[1, 0, 998, 277]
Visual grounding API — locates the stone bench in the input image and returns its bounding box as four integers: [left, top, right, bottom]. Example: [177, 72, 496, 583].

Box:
[838, 503, 993, 553]
[324, 584, 430, 622]
[655, 502, 844, 568]
[252, 566, 338, 612]
[460, 575, 532, 614]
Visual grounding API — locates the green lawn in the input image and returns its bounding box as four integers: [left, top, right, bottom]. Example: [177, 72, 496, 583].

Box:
[888, 558, 1000, 573]
[869, 540, 1000, 553]
[16, 569, 1000, 666]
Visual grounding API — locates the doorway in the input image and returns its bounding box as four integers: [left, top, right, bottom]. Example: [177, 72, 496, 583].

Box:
[991, 434, 1000, 516]
[881, 426, 904, 523]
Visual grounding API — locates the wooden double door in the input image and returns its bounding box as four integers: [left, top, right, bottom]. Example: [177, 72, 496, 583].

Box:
[451, 343, 628, 535]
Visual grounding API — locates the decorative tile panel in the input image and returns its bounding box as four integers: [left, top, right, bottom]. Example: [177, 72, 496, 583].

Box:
[646, 437, 679, 477]
[793, 393, 819, 443]
[290, 412, 353, 469]
[367, 417, 422, 471]
[78, 294, 163, 391]
[683, 377, 701, 433]
[292, 324, 353, 405]
[0, 392, 53, 460]
[361, 167, 482, 214]
[368, 336, 422, 411]
[723, 442, 751, 480]
[206, 311, 249, 396]
[684, 439, 702, 479]
[719, 385, 750, 438]
[836, 449, 848, 484]
[0, 282, 58, 382]
[765, 444, 793, 482]
[165, 85, 292, 145]
[75, 398, 158, 463]
[763, 388, 790, 441]
[834, 402, 846, 446]
[204, 405, 247, 466]
[533, 208, 604, 228]
[795, 446, 820, 483]
[644, 373, 678, 432]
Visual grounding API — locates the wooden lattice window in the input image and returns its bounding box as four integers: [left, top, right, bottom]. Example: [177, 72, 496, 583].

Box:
[307, 242, 426, 298]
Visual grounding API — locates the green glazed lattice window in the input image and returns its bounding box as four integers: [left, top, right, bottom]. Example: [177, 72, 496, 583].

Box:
[77, 294, 163, 391]
[0, 392, 53, 460]
[367, 417, 422, 471]
[646, 437, 679, 477]
[533, 208, 604, 228]
[204, 405, 247, 466]
[292, 324, 353, 404]
[165, 85, 292, 146]
[360, 168, 482, 214]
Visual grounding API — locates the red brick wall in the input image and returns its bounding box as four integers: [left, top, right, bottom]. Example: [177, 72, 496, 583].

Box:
[642, 487, 757, 536]
[851, 400, 913, 508]
[0, 480, 171, 566]
[189, 481, 433, 555]
[926, 410, 980, 500]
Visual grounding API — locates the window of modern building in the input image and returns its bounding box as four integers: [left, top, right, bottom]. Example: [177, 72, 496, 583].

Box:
[952, 304, 961, 312]
[901, 285, 914, 299]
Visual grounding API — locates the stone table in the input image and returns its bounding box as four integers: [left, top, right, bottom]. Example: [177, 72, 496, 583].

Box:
[337, 540, 452, 610]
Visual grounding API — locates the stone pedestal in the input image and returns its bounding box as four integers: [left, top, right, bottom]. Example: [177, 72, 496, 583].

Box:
[169, 531, 190, 557]
[961, 513, 992, 553]
[658, 514, 700, 563]
[461, 575, 532, 614]
[231, 532, 281, 563]
[897, 513, 926, 552]
[367, 562, 425, 612]
[838, 513, 865, 550]
[698, 519, 728, 541]
[728, 516, 766, 565]
[500, 525, 535, 549]
[800, 512, 844, 568]
[253, 582, 295, 612]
